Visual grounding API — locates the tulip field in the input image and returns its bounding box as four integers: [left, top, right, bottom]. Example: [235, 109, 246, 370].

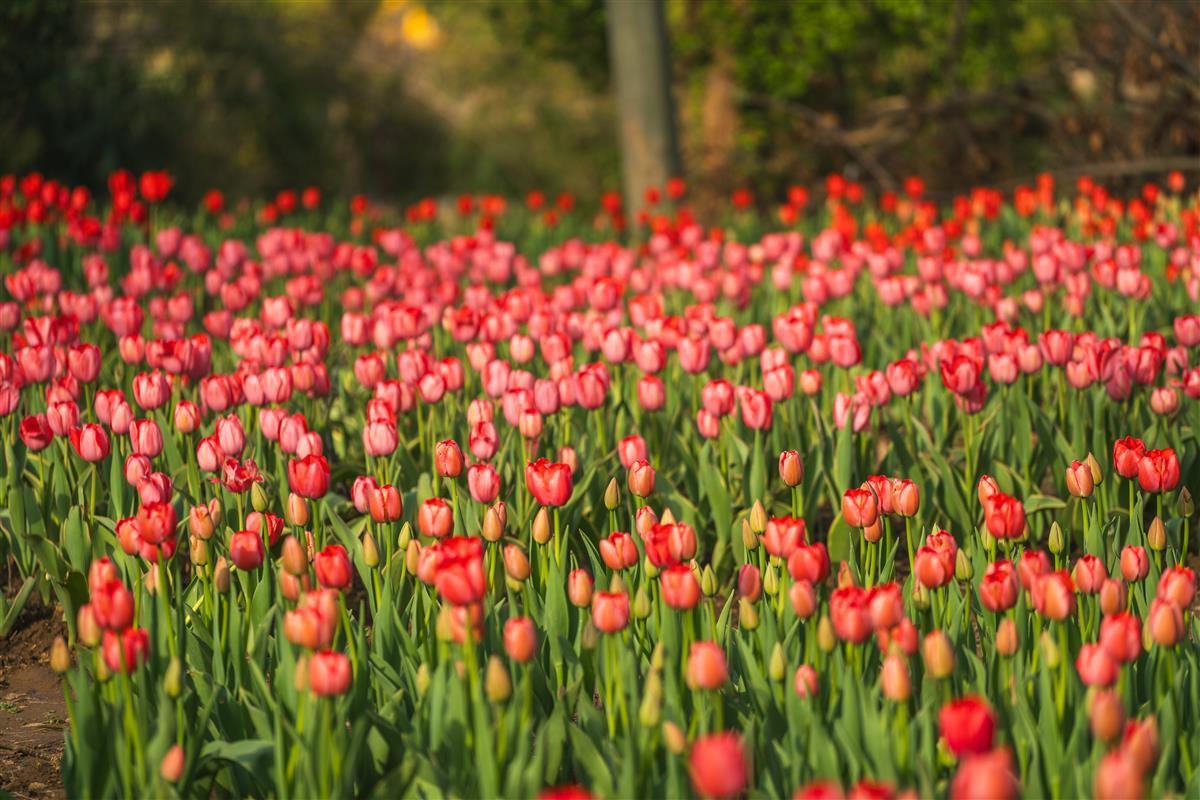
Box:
[2, 170, 1200, 799]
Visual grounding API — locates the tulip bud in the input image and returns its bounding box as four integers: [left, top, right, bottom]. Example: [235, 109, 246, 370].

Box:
[293, 653, 309, 692]
[164, 656, 183, 698]
[362, 532, 380, 568]
[632, 586, 652, 619]
[77, 605, 101, 647]
[160, 744, 185, 783]
[1099, 578, 1127, 616]
[214, 557, 231, 593]
[663, 721, 687, 754]
[207, 498, 222, 527]
[749, 501, 767, 534]
[1040, 630, 1060, 668]
[282, 536, 307, 576]
[435, 606, 455, 642]
[188, 505, 215, 540]
[1048, 521, 1065, 555]
[837, 560, 857, 588]
[768, 642, 786, 682]
[1179, 487, 1195, 518]
[286, 493, 309, 527]
[398, 521, 413, 550]
[580, 621, 599, 650]
[503, 544, 530, 582]
[742, 519, 758, 551]
[94, 656, 111, 683]
[817, 616, 835, 652]
[763, 564, 779, 596]
[50, 636, 70, 673]
[921, 631, 954, 678]
[955, 549, 973, 582]
[415, 663, 431, 696]
[568, 569, 593, 607]
[604, 477, 620, 510]
[1089, 689, 1125, 742]
[779, 450, 803, 487]
[639, 675, 662, 727]
[643, 557, 659, 579]
[1147, 517, 1166, 551]
[609, 572, 626, 595]
[996, 618, 1018, 657]
[911, 581, 931, 611]
[701, 565, 717, 597]
[651, 642, 666, 671]
[482, 507, 504, 542]
[485, 656, 511, 703]
[881, 653, 911, 701]
[251, 482, 269, 513]
[532, 508, 551, 545]
[979, 527, 997, 552]
[738, 597, 759, 630]
[1086, 453, 1103, 485]
[660, 507, 676, 526]
[190, 536, 209, 567]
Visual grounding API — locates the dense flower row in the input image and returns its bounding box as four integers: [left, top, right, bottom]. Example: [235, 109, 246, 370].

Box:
[0, 169, 1198, 798]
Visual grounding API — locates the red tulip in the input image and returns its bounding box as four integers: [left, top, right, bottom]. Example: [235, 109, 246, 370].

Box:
[983, 493, 1025, 539]
[939, 696, 995, 756]
[841, 488, 878, 528]
[689, 732, 747, 800]
[591, 591, 630, 633]
[368, 484, 403, 523]
[778, 449, 803, 487]
[287, 454, 330, 499]
[467, 463, 501, 504]
[1099, 612, 1141, 663]
[787, 542, 830, 583]
[102, 627, 151, 673]
[314, 544, 353, 590]
[309, 650, 352, 696]
[1032, 570, 1076, 620]
[1076, 643, 1118, 687]
[1156, 566, 1195, 608]
[829, 586, 872, 643]
[432, 537, 485, 606]
[599, 531, 639, 571]
[503, 617, 538, 662]
[69, 424, 110, 461]
[660, 563, 701, 610]
[977, 560, 1019, 612]
[525, 458, 572, 507]
[950, 747, 1019, 800]
[436, 439, 464, 477]
[687, 641, 728, 690]
[762, 515, 806, 558]
[1120, 545, 1149, 582]
[1112, 436, 1146, 479]
[1137, 448, 1180, 493]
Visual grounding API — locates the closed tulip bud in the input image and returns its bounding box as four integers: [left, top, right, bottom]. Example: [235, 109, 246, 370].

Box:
[763, 564, 779, 596]
[778, 450, 803, 487]
[980, 527, 997, 552]
[1048, 521, 1064, 555]
[609, 573, 626, 595]
[251, 482, 269, 512]
[190, 536, 209, 567]
[701, 565, 717, 596]
[837, 560, 857, 588]
[163, 656, 183, 698]
[435, 606, 455, 642]
[1179, 487, 1195, 518]
[77, 605, 101, 647]
[1100, 579, 1127, 615]
[996, 618, 1018, 657]
[286, 493, 309, 527]
[94, 656, 111, 683]
[482, 506, 504, 542]
[628, 460, 655, 498]
[922, 630, 955, 678]
[911, 581, 931, 610]
[580, 621, 599, 650]
[749, 501, 767, 534]
[485, 656, 511, 703]
[189, 505, 215, 540]
[362, 532, 380, 568]
[660, 507, 676, 526]
[503, 544, 530, 582]
[793, 664, 819, 698]
[398, 522, 413, 550]
[687, 641, 729, 690]
[415, 663, 431, 696]
[1148, 598, 1184, 647]
[742, 520, 758, 550]
[160, 744, 185, 783]
[214, 557, 231, 593]
[568, 569, 593, 607]
[1089, 689, 1125, 742]
[532, 508, 551, 545]
[604, 477, 620, 510]
[955, 549, 973, 582]
[663, 721, 687, 755]
[790, 580, 817, 618]
[632, 586, 652, 619]
[639, 675, 662, 727]
[643, 558, 659, 579]
[50, 636, 70, 673]
[281, 536, 306, 576]
[1146, 517, 1166, 551]
[1086, 453, 1103, 485]
[1064, 460, 1092, 498]
[407, 540, 423, 575]
[738, 597, 759, 630]
[817, 616, 836, 651]
[768, 642, 786, 682]
[881, 653, 911, 701]
[1040, 630, 1060, 668]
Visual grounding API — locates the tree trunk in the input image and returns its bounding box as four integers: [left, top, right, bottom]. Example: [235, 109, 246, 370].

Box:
[605, 0, 682, 217]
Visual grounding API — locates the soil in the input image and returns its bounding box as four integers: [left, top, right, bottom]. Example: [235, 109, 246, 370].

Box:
[0, 591, 67, 800]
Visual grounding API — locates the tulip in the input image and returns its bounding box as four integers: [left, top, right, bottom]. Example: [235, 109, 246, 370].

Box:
[525, 458, 573, 506]
[1120, 545, 1149, 582]
[503, 544, 530, 582]
[1137, 448, 1180, 493]
[793, 664, 819, 698]
[314, 544, 353, 590]
[1147, 598, 1184, 647]
[287, 454, 330, 499]
[1089, 689, 1126, 743]
[939, 696, 995, 756]
[309, 650, 352, 696]
[1099, 579, 1128, 616]
[687, 642, 729, 690]
[787, 542, 829, 583]
[1073, 554, 1107, 594]
[689, 732, 747, 800]
[922, 630, 955, 678]
[1076, 643, 1118, 687]
[69, 424, 111, 462]
[761, 515, 806, 559]
[102, 627, 151, 673]
[1156, 565, 1195, 608]
[1033, 571, 1076, 620]
[627, 459, 656, 498]
[880, 653, 910, 701]
[503, 617, 538, 662]
[660, 563, 702, 610]
[467, 463, 501, 504]
[778, 450, 803, 487]
[841, 488, 879, 528]
[1065, 460, 1094, 497]
[229, 529, 265, 570]
[950, 748, 1018, 800]
[568, 569, 594, 607]
[829, 587, 872, 643]
[418, 498, 454, 538]
[591, 591, 630, 634]
[369, 484, 403, 523]
[600, 532, 639, 571]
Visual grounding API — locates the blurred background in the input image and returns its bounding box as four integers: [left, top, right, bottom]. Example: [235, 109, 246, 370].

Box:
[3, 0, 1198, 208]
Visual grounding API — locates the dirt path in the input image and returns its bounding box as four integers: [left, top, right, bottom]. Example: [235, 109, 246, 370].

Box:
[0, 596, 67, 800]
